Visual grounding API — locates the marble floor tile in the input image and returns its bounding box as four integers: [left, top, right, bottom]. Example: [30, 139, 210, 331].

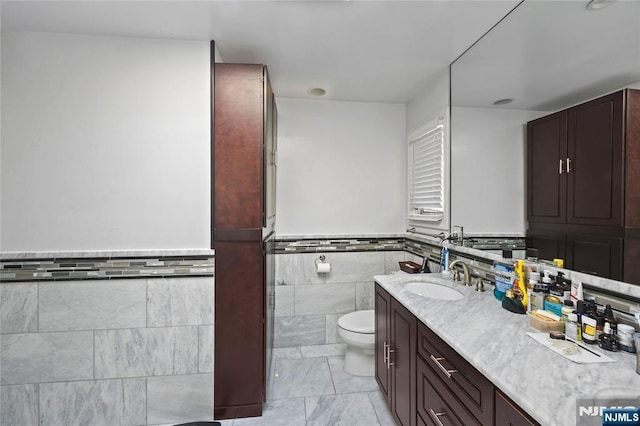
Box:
[305, 392, 380, 426]
[225, 398, 307, 426]
[1, 384, 38, 426]
[301, 343, 347, 358]
[367, 390, 396, 426]
[272, 347, 302, 360]
[39, 378, 146, 426]
[147, 373, 213, 425]
[327, 356, 379, 394]
[270, 357, 334, 400]
[274, 315, 325, 348]
[0, 282, 38, 334]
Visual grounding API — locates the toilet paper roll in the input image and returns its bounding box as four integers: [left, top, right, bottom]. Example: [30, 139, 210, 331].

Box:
[317, 262, 331, 273]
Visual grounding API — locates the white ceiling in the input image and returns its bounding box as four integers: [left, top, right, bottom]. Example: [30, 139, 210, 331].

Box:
[452, 0, 640, 111]
[1, 0, 520, 103]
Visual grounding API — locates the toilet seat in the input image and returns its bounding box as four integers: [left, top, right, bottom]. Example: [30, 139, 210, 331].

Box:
[338, 310, 375, 334]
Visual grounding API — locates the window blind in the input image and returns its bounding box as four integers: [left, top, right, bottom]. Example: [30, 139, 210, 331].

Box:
[408, 119, 444, 221]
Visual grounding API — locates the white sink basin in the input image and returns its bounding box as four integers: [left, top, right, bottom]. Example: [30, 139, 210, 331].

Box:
[404, 281, 464, 301]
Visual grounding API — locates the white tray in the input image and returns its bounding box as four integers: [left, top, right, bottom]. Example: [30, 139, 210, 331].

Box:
[527, 332, 617, 364]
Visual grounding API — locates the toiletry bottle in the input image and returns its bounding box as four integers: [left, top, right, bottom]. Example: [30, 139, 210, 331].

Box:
[541, 271, 551, 295]
[560, 274, 572, 302]
[617, 324, 636, 353]
[561, 300, 574, 322]
[442, 248, 449, 272]
[598, 323, 619, 352]
[603, 304, 618, 335]
[566, 313, 582, 341]
[582, 312, 598, 345]
[570, 279, 583, 306]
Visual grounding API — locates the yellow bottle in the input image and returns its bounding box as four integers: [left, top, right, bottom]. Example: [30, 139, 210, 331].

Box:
[515, 260, 528, 309]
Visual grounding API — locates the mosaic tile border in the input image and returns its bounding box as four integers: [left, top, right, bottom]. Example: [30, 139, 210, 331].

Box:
[0, 255, 214, 283]
[276, 236, 524, 259]
[275, 238, 404, 253]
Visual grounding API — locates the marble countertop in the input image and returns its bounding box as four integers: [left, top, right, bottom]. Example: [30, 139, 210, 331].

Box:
[374, 272, 640, 426]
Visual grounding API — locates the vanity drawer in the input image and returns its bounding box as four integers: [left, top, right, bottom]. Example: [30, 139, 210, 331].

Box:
[417, 355, 481, 426]
[417, 321, 494, 425]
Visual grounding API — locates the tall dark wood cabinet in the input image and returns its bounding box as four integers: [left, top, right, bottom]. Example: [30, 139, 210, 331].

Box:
[526, 89, 640, 284]
[213, 61, 276, 419]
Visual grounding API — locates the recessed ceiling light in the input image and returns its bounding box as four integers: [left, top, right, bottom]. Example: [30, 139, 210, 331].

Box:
[493, 98, 514, 106]
[586, 0, 616, 10]
[307, 88, 326, 97]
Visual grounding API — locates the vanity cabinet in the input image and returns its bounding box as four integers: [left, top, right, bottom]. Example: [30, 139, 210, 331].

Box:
[213, 62, 276, 419]
[375, 284, 539, 426]
[375, 285, 417, 426]
[495, 390, 538, 426]
[526, 89, 640, 283]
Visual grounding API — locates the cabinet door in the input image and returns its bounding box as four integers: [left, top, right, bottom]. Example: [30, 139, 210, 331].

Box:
[214, 63, 265, 230]
[417, 356, 481, 426]
[374, 285, 391, 405]
[527, 111, 567, 224]
[390, 298, 417, 426]
[566, 233, 623, 280]
[567, 91, 624, 227]
[495, 390, 538, 426]
[525, 229, 566, 263]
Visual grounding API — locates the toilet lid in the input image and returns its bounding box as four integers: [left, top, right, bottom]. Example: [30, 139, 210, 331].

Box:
[338, 310, 375, 333]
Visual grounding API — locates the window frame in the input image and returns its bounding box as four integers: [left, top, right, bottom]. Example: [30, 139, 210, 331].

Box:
[407, 110, 450, 232]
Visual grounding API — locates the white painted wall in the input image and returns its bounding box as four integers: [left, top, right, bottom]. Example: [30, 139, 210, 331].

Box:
[1, 31, 211, 251]
[451, 106, 546, 235]
[275, 98, 406, 236]
[406, 70, 449, 135]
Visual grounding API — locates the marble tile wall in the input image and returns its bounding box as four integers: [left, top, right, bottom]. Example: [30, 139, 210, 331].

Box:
[0, 275, 214, 426]
[274, 251, 410, 348]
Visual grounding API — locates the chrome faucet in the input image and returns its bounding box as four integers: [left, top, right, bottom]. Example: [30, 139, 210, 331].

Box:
[448, 259, 471, 286]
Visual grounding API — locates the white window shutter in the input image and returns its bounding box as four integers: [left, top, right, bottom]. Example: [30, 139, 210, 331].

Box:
[408, 118, 444, 221]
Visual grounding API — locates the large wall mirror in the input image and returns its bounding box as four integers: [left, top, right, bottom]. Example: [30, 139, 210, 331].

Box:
[450, 0, 640, 282]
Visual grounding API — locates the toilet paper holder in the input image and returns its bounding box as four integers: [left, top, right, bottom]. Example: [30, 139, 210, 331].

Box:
[315, 255, 331, 273]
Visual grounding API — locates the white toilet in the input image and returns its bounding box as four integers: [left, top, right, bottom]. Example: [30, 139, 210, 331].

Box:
[337, 310, 376, 376]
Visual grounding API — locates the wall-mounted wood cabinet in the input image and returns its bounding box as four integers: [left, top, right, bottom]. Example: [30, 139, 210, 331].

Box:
[527, 89, 640, 284]
[213, 61, 276, 419]
[375, 284, 538, 426]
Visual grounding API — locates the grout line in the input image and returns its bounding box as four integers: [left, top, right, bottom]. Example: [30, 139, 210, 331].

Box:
[36, 282, 40, 333]
[37, 383, 40, 424]
[326, 356, 337, 395]
[366, 391, 384, 426]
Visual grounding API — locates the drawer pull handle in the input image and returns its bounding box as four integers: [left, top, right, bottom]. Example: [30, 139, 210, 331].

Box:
[383, 342, 389, 365]
[559, 159, 564, 174]
[388, 348, 396, 368]
[567, 157, 572, 173]
[430, 354, 458, 378]
[429, 409, 446, 426]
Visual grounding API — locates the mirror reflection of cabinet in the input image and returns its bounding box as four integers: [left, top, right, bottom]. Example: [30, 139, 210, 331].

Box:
[526, 89, 640, 283]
